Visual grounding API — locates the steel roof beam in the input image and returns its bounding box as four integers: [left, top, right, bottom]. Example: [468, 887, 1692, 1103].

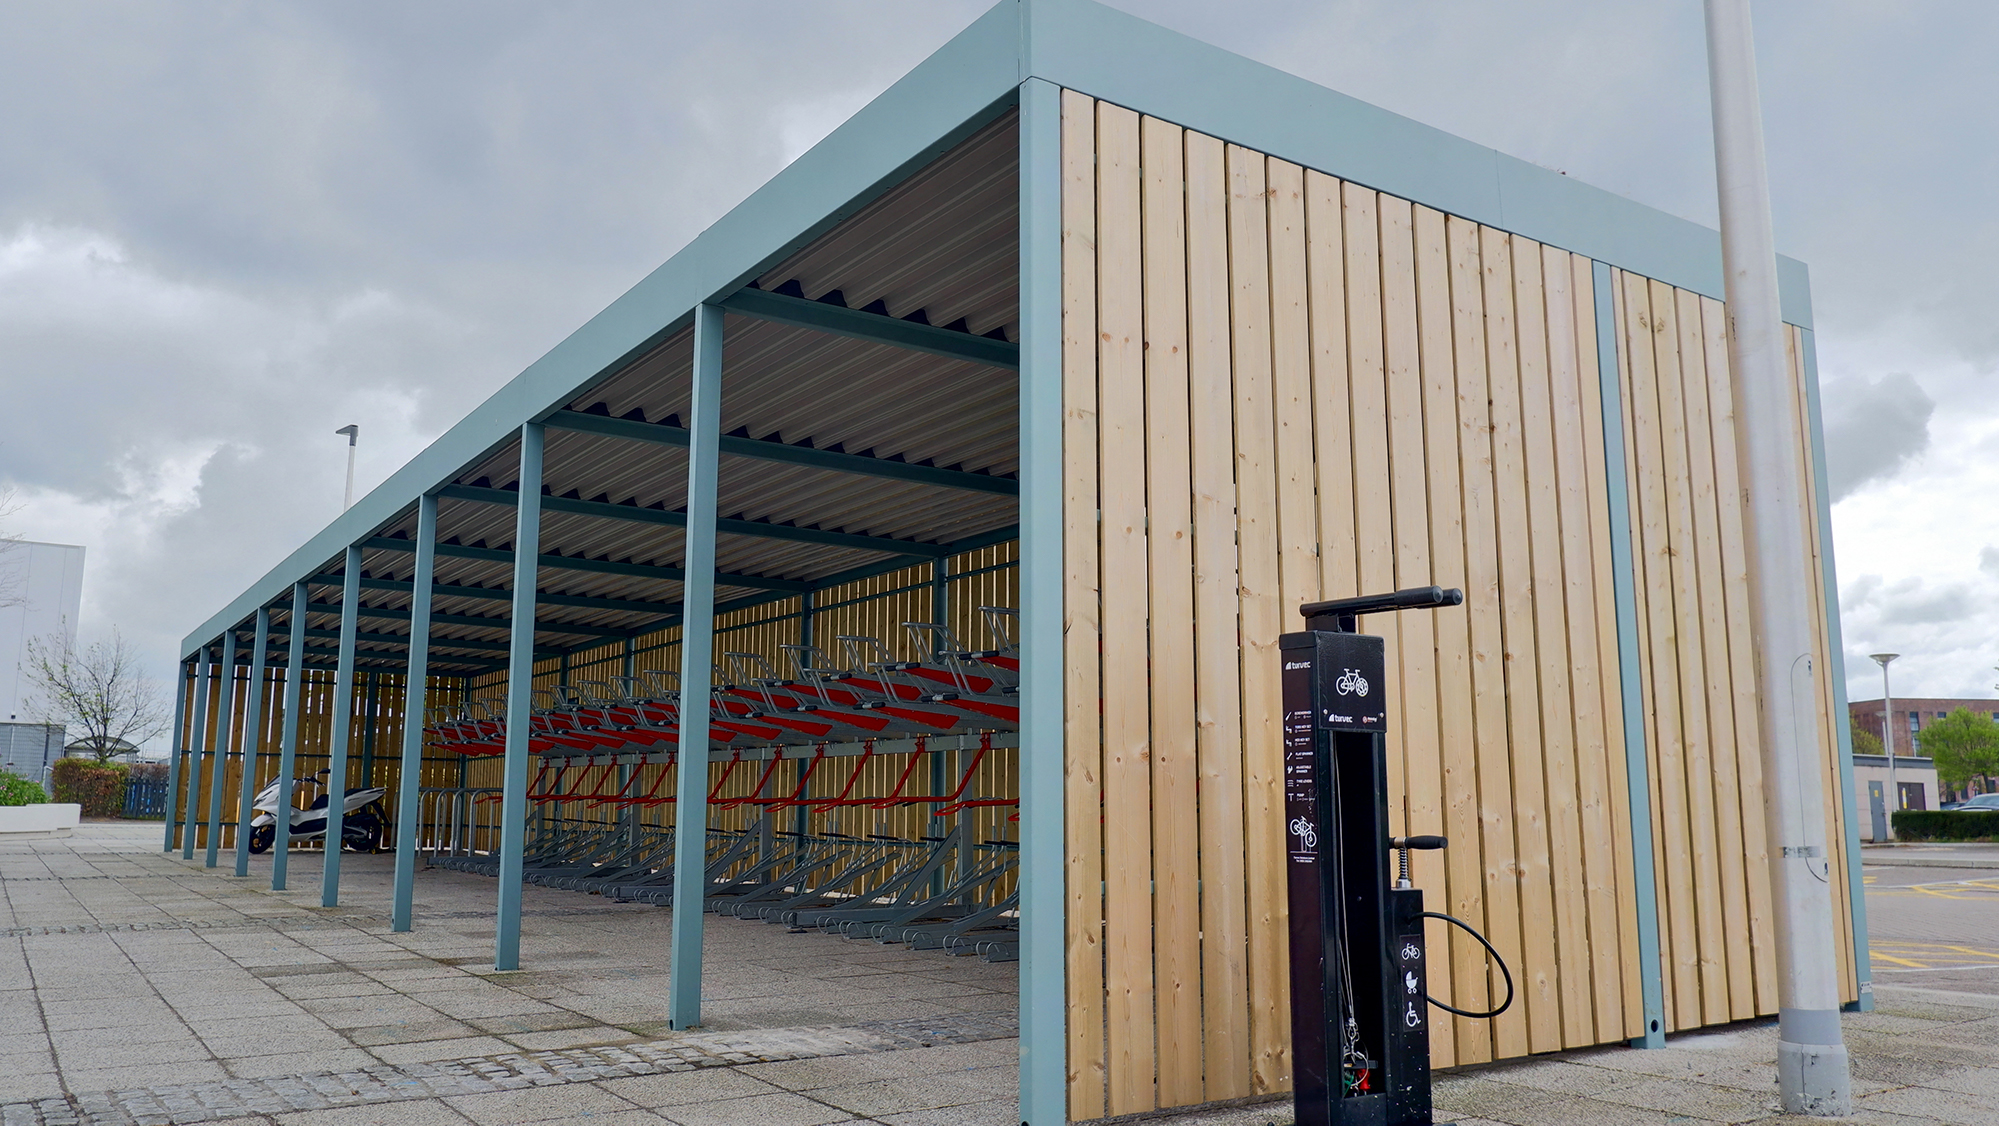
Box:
[362, 532, 812, 593]
[309, 575, 683, 617]
[300, 601, 629, 640]
[719, 286, 1018, 370]
[438, 483, 946, 559]
[239, 640, 505, 672]
[267, 626, 558, 660]
[544, 409, 1018, 497]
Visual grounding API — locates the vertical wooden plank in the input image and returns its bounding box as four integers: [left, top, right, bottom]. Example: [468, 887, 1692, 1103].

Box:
[1450, 216, 1522, 1060]
[1378, 195, 1451, 1064]
[1342, 183, 1402, 937]
[1482, 228, 1560, 1053]
[1413, 204, 1481, 1063]
[1344, 184, 1390, 612]
[1095, 101, 1155, 1117]
[1306, 173, 1355, 603]
[1228, 143, 1288, 1097]
[1514, 242, 1593, 1046]
[1566, 252, 1634, 1042]
[1621, 271, 1697, 1030]
[1542, 248, 1617, 1042]
[1673, 288, 1756, 1022]
[1059, 87, 1106, 1124]
[1268, 159, 1321, 617]
[1141, 113, 1202, 1110]
[1701, 295, 1776, 1011]
[1185, 127, 1252, 1102]
[1648, 278, 1729, 1027]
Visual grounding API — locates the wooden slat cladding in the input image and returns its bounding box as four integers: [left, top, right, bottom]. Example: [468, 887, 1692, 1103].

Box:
[1609, 273, 1855, 1029]
[1060, 92, 1659, 1114]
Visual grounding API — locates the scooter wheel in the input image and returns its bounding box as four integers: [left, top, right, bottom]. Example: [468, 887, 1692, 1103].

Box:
[248, 824, 276, 854]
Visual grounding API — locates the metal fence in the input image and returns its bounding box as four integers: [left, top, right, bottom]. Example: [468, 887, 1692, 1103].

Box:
[123, 777, 168, 820]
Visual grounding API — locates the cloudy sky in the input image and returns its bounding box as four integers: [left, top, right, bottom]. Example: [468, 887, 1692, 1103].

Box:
[1, 0, 1993, 723]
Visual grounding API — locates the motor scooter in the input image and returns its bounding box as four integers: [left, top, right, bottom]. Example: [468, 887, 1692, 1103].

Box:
[247, 769, 388, 854]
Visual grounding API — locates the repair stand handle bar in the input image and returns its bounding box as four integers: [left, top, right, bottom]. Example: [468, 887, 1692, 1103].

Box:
[1301, 585, 1464, 634]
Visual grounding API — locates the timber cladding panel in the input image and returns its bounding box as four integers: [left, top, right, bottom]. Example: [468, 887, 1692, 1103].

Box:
[1608, 275, 1857, 1032]
[1059, 90, 1850, 1119]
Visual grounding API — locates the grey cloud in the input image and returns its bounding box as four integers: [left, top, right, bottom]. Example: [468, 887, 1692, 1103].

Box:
[1819, 372, 1933, 501]
[3, 0, 1998, 709]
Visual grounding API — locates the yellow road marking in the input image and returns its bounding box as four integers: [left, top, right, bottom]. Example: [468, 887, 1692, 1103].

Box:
[1869, 952, 1928, 968]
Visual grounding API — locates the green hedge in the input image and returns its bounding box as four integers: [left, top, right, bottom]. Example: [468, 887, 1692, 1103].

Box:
[1892, 809, 1999, 842]
[0, 770, 47, 807]
[50, 759, 129, 819]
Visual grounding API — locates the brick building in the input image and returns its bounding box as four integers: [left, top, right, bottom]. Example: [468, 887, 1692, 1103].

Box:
[1848, 696, 1999, 821]
[1850, 696, 1999, 757]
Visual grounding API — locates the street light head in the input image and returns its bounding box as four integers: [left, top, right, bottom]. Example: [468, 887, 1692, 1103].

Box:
[335, 424, 359, 445]
[1870, 653, 1899, 666]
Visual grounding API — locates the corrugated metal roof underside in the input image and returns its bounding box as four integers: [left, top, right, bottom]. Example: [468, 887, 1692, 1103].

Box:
[222, 112, 1020, 672]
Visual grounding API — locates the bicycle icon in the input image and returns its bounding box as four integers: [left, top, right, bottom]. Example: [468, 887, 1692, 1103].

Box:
[1335, 668, 1369, 697]
[1289, 816, 1318, 850]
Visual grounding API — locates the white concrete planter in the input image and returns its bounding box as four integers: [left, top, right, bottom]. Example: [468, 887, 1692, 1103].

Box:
[0, 803, 81, 837]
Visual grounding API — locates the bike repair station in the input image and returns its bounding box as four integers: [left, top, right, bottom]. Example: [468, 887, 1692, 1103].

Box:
[162, 2, 1869, 1123]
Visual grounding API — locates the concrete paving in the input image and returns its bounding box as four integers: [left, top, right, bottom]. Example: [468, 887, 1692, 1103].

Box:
[6, 824, 1999, 1125]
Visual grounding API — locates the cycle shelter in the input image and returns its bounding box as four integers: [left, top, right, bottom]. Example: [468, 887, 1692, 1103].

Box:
[170, 2, 1870, 1124]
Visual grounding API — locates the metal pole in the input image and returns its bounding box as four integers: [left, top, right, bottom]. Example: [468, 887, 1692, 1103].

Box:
[233, 607, 271, 876]
[1016, 75, 1066, 1126]
[496, 423, 544, 971]
[338, 424, 359, 511]
[322, 545, 363, 907]
[669, 302, 724, 1030]
[273, 582, 308, 890]
[393, 493, 437, 932]
[1873, 655, 1898, 834]
[180, 650, 212, 858]
[164, 660, 190, 851]
[203, 632, 238, 868]
[1703, 0, 1851, 1111]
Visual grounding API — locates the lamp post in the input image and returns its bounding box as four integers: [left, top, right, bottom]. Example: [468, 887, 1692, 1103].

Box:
[1704, 0, 1851, 1110]
[1871, 653, 1899, 832]
[336, 424, 359, 511]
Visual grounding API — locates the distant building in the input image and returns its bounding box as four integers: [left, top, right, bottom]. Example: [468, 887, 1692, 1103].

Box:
[1848, 696, 1999, 830]
[0, 540, 87, 783]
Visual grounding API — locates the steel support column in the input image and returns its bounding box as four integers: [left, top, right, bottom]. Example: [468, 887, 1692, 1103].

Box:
[164, 660, 191, 851]
[203, 633, 239, 867]
[180, 649, 212, 858]
[1016, 75, 1066, 1126]
[322, 546, 363, 907]
[1593, 261, 1668, 1048]
[496, 424, 544, 971]
[393, 493, 438, 933]
[273, 582, 308, 890]
[233, 607, 271, 876]
[668, 302, 724, 1030]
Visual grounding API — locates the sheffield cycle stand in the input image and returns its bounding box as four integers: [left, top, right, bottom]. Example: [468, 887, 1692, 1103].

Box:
[1283, 586, 1514, 1126]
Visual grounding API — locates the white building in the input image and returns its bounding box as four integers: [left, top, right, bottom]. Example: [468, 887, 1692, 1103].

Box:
[1, 539, 86, 781]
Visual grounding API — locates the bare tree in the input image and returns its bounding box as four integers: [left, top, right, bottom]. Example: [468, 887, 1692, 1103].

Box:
[24, 630, 169, 761]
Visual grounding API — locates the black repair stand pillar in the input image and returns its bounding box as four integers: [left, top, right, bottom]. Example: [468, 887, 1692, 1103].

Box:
[1282, 626, 1433, 1126]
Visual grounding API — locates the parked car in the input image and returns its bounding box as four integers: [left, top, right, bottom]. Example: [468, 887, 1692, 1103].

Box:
[1950, 793, 1999, 812]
